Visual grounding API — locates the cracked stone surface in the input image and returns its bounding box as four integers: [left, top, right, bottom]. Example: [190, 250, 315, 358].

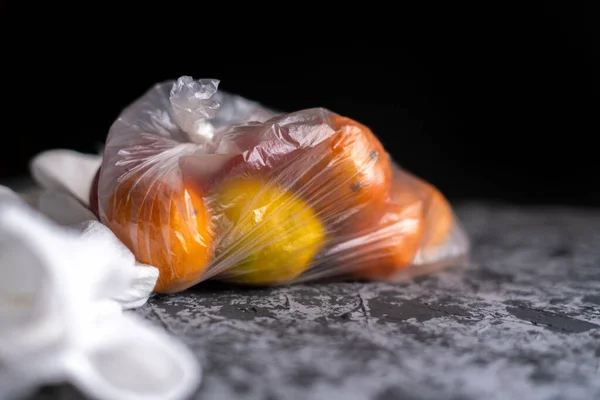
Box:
[27, 202, 600, 400]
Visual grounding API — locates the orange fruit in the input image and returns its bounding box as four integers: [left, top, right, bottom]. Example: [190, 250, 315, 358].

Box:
[290, 112, 393, 233]
[102, 171, 212, 293]
[392, 170, 454, 251]
[346, 179, 425, 280]
[421, 185, 454, 249]
[349, 169, 454, 280]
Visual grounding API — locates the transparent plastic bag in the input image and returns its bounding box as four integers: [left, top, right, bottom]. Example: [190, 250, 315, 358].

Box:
[95, 76, 470, 293]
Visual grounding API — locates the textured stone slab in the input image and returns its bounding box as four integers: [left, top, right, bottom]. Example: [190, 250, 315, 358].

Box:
[27, 203, 600, 400]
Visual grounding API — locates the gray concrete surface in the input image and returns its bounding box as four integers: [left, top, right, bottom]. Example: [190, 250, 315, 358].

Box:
[26, 202, 600, 400]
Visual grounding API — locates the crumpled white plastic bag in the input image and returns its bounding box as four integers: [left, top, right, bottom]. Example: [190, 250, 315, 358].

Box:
[0, 187, 201, 400]
[27, 149, 159, 309]
[29, 148, 102, 207]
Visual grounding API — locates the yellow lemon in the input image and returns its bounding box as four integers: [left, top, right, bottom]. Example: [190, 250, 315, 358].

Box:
[213, 178, 326, 285]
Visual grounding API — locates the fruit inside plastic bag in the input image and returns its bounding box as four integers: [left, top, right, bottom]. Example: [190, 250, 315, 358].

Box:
[94, 76, 470, 293]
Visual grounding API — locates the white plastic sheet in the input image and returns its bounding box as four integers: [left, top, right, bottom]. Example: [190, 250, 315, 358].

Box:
[0, 159, 201, 399]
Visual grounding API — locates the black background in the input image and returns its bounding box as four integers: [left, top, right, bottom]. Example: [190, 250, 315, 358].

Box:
[1, 4, 598, 207]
